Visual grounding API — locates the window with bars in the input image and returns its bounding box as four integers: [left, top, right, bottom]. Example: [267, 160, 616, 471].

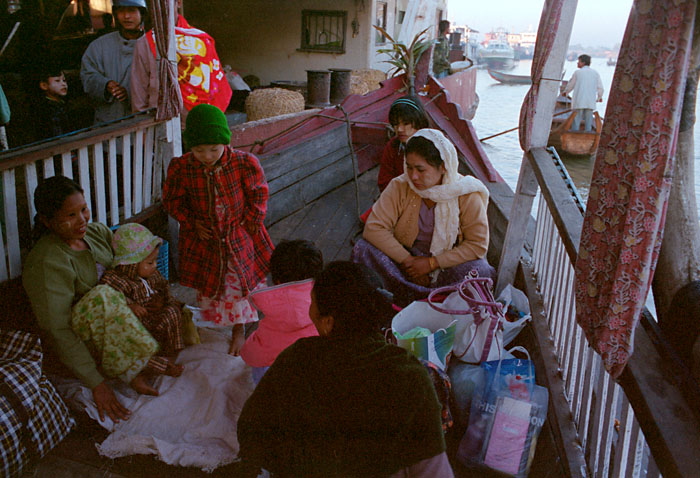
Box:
[300, 10, 347, 53]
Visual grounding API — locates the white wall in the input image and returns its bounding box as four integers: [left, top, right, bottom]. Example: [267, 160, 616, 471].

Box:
[183, 0, 444, 85]
[185, 0, 376, 84]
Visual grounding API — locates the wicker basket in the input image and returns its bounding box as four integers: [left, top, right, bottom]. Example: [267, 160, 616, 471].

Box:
[245, 88, 305, 121]
[350, 69, 387, 95]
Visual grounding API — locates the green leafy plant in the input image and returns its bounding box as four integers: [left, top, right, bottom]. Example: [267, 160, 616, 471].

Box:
[374, 25, 432, 95]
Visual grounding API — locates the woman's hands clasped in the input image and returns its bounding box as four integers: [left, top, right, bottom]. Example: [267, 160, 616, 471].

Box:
[400, 256, 433, 287]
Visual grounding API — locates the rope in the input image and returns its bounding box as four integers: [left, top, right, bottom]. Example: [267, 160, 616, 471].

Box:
[337, 105, 362, 221]
[230, 110, 392, 151]
[479, 108, 573, 142]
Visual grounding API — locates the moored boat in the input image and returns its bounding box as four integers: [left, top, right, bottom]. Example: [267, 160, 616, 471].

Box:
[487, 68, 532, 85]
[478, 38, 516, 70]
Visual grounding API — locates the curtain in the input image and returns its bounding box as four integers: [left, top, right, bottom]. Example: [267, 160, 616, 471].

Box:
[574, 0, 696, 378]
[518, 0, 565, 151]
[148, 0, 182, 121]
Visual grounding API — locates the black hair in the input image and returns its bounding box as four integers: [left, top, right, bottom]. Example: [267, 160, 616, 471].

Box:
[438, 20, 450, 35]
[578, 54, 591, 66]
[269, 239, 323, 284]
[37, 62, 64, 85]
[405, 135, 443, 169]
[32, 176, 84, 241]
[388, 96, 429, 132]
[313, 261, 395, 337]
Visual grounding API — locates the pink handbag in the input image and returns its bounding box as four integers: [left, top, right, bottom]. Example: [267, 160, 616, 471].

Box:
[427, 271, 504, 364]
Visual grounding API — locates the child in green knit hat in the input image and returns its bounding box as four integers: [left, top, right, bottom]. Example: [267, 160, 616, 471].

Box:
[163, 104, 274, 356]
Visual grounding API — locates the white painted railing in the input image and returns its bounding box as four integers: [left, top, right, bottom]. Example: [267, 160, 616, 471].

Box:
[0, 112, 177, 282]
[531, 199, 660, 478]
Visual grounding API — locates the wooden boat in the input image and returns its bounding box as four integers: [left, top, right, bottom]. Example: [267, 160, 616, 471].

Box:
[1, 1, 699, 477]
[487, 68, 532, 85]
[549, 109, 603, 156]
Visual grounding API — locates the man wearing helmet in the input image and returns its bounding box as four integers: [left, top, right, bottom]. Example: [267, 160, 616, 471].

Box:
[80, 0, 147, 124]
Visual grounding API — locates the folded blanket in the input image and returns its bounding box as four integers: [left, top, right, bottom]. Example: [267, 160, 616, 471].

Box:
[53, 327, 254, 472]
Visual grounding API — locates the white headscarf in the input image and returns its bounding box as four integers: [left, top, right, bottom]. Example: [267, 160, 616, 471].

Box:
[397, 129, 489, 263]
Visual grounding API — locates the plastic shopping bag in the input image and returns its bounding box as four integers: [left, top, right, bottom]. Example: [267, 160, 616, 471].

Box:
[496, 284, 532, 346]
[457, 346, 548, 478]
[392, 301, 457, 370]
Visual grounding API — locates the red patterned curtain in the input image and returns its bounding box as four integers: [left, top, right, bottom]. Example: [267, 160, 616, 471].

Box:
[574, 0, 696, 378]
[518, 0, 564, 150]
[148, 0, 182, 121]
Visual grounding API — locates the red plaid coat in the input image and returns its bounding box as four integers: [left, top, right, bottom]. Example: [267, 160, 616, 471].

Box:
[163, 146, 273, 298]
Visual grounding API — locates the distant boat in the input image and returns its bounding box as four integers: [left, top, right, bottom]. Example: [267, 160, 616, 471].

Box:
[607, 57, 617, 66]
[478, 38, 516, 70]
[487, 69, 531, 85]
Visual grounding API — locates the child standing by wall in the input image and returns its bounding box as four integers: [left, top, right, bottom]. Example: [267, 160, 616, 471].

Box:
[36, 65, 74, 141]
[99, 223, 185, 374]
[240, 240, 323, 383]
[163, 104, 274, 356]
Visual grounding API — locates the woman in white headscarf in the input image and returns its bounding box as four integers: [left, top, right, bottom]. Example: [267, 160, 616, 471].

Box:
[352, 129, 495, 306]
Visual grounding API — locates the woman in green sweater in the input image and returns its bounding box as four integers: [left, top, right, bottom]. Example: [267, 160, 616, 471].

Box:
[237, 261, 453, 477]
[22, 176, 160, 423]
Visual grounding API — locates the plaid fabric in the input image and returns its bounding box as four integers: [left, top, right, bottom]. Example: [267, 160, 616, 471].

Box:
[163, 146, 273, 298]
[100, 266, 184, 354]
[0, 329, 75, 477]
[419, 358, 454, 434]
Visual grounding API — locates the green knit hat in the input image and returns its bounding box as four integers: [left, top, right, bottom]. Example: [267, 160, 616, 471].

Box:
[184, 104, 231, 148]
[112, 223, 163, 266]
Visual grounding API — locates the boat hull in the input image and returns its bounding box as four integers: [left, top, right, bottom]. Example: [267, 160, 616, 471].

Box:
[487, 69, 531, 85]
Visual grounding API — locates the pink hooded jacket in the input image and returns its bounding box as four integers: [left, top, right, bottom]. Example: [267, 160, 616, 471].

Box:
[240, 279, 318, 367]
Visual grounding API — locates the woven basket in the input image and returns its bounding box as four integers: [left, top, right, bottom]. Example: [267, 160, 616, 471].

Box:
[245, 88, 305, 121]
[350, 69, 387, 95]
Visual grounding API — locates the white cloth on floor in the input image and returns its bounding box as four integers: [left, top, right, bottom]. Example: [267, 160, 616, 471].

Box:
[53, 327, 254, 472]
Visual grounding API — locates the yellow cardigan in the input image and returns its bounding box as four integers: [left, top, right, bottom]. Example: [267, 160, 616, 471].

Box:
[363, 178, 489, 269]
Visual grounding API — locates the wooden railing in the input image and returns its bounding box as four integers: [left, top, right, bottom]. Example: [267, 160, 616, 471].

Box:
[521, 146, 700, 478]
[0, 112, 179, 282]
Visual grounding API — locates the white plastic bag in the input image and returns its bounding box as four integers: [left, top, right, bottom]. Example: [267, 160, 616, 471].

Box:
[391, 301, 457, 370]
[496, 284, 532, 346]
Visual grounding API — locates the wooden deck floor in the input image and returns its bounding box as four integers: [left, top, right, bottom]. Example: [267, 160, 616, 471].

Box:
[25, 167, 565, 478]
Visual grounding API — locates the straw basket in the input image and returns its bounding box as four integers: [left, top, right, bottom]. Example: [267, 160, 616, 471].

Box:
[350, 69, 387, 96]
[245, 88, 305, 121]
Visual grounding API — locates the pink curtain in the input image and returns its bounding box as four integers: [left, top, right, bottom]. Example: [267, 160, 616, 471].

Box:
[148, 0, 183, 121]
[518, 0, 564, 151]
[574, 0, 696, 378]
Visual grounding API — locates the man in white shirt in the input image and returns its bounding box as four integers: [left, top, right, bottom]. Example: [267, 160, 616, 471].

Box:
[563, 54, 604, 131]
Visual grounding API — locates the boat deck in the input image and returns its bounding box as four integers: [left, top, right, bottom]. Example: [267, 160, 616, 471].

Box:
[25, 169, 565, 478]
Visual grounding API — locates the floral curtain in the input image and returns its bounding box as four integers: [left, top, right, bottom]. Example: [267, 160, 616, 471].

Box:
[148, 0, 182, 121]
[574, 0, 696, 378]
[518, 0, 565, 150]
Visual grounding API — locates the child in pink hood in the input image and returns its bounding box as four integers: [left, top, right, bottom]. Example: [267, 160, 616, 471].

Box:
[240, 240, 322, 383]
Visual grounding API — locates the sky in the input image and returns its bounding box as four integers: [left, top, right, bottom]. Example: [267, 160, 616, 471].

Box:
[447, 0, 634, 48]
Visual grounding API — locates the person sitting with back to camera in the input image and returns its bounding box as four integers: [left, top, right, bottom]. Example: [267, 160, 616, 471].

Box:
[237, 261, 453, 477]
[240, 239, 323, 384]
[98, 223, 185, 390]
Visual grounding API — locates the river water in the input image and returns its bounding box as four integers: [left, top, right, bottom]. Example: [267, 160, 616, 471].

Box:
[471, 58, 700, 210]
